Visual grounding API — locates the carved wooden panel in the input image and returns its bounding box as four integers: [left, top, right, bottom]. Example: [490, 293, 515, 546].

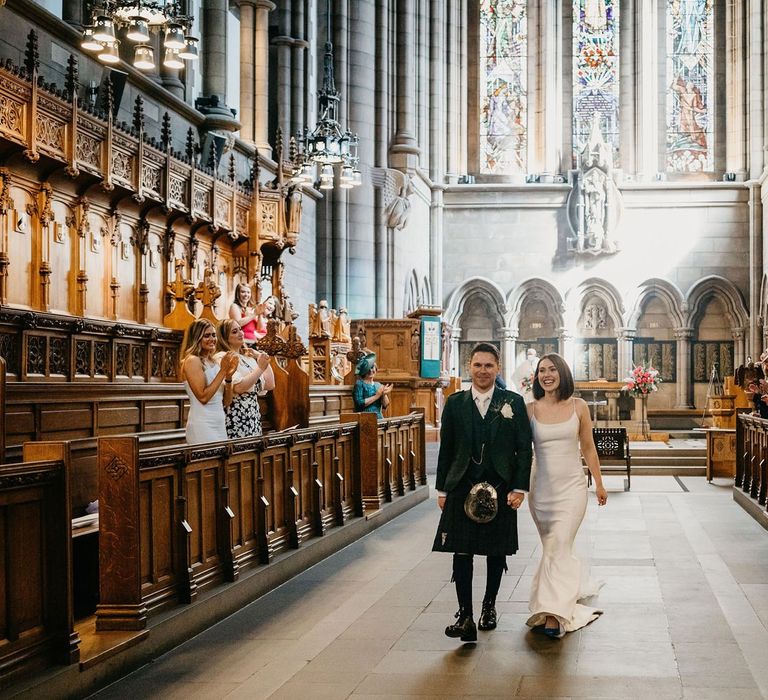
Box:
[0, 452, 78, 679]
[185, 459, 224, 592]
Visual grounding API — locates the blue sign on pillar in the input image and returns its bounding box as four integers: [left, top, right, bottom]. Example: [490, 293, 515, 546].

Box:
[420, 316, 441, 378]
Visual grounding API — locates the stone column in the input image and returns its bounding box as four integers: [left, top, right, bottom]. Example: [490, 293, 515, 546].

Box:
[674, 327, 694, 409]
[374, 0, 390, 317]
[500, 327, 518, 387]
[273, 0, 293, 140]
[450, 327, 462, 378]
[238, 0, 256, 143]
[732, 327, 746, 369]
[330, 0, 349, 311]
[558, 329, 575, 371]
[634, 0, 659, 180]
[390, 0, 421, 169]
[429, 0, 446, 303]
[747, 0, 765, 180]
[540, 0, 562, 175]
[63, 0, 82, 28]
[346, 0, 377, 317]
[445, 0, 462, 179]
[617, 328, 636, 382]
[160, 63, 184, 100]
[747, 181, 763, 358]
[618, 0, 635, 174]
[725, 0, 747, 178]
[291, 2, 308, 136]
[198, 0, 239, 132]
[254, 0, 275, 152]
[429, 186, 444, 309]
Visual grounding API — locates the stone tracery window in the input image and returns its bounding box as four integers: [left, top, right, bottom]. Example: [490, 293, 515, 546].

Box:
[665, 0, 714, 173]
[572, 0, 620, 167]
[479, 0, 528, 175]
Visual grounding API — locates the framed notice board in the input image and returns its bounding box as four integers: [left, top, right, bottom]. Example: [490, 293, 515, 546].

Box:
[420, 316, 441, 378]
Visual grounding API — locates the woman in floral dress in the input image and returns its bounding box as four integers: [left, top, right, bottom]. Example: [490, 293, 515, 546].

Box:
[215, 319, 275, 438]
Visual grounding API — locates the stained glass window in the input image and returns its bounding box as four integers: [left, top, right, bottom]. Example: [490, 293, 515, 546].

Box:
[479, 0, 527, 175]
[666, 0, 714, 172]
[572, 0, 620, 167]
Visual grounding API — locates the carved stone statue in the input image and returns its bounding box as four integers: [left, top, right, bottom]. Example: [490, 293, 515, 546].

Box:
[370, 167, 414, 231]
[309, 299, 333, 338]
[566, 114, 621, 256]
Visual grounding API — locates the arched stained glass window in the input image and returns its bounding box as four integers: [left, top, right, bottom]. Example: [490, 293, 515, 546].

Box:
[666, 0, 714, 173]
[572, 0, 620, 167]
[479, 0, 527, 175]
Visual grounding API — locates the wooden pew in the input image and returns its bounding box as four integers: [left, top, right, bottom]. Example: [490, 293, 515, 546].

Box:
[341, 411, 427, 514]
[734, 414, 768, 528]
[95, 423, 363, 631]
[0, 442, 79, 682]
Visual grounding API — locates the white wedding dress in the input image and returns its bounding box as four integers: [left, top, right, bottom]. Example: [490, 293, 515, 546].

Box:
[527, 405, 602, 632]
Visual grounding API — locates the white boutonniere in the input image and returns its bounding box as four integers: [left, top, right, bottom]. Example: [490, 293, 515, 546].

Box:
[500, 402, 514, 419]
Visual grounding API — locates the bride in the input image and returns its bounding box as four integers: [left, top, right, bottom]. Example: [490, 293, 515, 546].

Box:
[526, 353, 608, 638]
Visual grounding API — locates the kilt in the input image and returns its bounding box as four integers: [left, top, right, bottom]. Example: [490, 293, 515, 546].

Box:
[432, 475, 519, 557]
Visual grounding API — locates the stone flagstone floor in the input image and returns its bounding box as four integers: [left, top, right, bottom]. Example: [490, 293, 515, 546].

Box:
[91, 472, 768, 700]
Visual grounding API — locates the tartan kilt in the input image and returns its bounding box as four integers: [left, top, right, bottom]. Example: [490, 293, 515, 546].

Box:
[432, 476, 519, 557]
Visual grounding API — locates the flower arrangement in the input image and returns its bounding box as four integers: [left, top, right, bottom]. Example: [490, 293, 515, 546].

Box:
[623, 365, 662, 397]
[520, 374, 534, 394]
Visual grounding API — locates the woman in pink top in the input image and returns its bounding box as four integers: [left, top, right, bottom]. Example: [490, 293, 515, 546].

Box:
[229, 284, 259, 343]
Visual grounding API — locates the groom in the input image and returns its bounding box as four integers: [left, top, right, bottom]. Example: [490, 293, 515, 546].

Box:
[433, 342, 532, 641]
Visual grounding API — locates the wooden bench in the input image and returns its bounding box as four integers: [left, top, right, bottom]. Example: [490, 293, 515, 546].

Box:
[588, 427, 631, 491]
[0, 442, 79, 683]
[95, 413, 426, 631]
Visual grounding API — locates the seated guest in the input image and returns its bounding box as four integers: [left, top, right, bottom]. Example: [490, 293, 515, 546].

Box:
[229, 283, 259, 344]
[253, 295, 277, 341]
[353, 352, 392, 419]
[181, 319, 239, 444]
[216, 319, 276, 438]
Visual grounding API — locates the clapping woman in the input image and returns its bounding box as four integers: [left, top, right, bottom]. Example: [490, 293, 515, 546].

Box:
[181, 319, 239, 444]
[353, 353, 392, 419]
[216, 319, 276, 438]
[229, 283, 259, 345]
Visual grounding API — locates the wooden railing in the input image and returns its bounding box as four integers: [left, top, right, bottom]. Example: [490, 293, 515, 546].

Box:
[95, 413, 425, 631]
[736, 414, 768, 512]
[0, 442, 78, 683]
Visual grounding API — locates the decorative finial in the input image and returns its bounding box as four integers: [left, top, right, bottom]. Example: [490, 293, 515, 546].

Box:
[161, 112, 172, 151]
[133, 95, 145, 134]
[24, 30, 39, 76]
[185, 127, 196, 164]
[65, 54, 79, 101]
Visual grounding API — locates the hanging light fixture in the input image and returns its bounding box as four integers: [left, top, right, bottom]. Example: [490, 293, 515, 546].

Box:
[133, 44, 155, 71]
[81, 1, 199, 71]
[294, 0, 361, 190]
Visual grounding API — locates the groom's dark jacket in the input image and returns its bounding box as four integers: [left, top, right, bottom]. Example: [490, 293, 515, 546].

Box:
[436, 388, 533, 493]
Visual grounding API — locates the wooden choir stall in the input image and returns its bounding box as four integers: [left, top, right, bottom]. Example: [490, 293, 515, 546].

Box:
[0, 35, 431, 695]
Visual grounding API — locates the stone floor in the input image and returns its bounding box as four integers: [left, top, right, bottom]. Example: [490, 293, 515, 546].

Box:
[90, 472, 768, 700]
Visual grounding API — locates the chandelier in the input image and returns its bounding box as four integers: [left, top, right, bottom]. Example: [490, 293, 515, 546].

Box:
[80, 0, 199, 72]
[294, 0, 360, 190]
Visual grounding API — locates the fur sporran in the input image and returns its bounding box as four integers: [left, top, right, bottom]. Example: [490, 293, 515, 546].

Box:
[464, 482, 499, 524]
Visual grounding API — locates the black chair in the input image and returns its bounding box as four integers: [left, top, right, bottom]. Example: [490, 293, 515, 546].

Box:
[588, 427, 631, 491]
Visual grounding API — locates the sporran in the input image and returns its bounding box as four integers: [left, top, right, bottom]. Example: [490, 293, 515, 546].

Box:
[464, 481, 499, 524]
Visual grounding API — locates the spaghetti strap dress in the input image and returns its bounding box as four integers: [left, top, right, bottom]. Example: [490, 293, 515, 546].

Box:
[527, 407, 602, 632]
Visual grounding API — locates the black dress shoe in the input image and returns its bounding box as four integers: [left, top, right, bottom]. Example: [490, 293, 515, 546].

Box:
[445, 610, 477, 642]
[478, 601, 497, 631]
